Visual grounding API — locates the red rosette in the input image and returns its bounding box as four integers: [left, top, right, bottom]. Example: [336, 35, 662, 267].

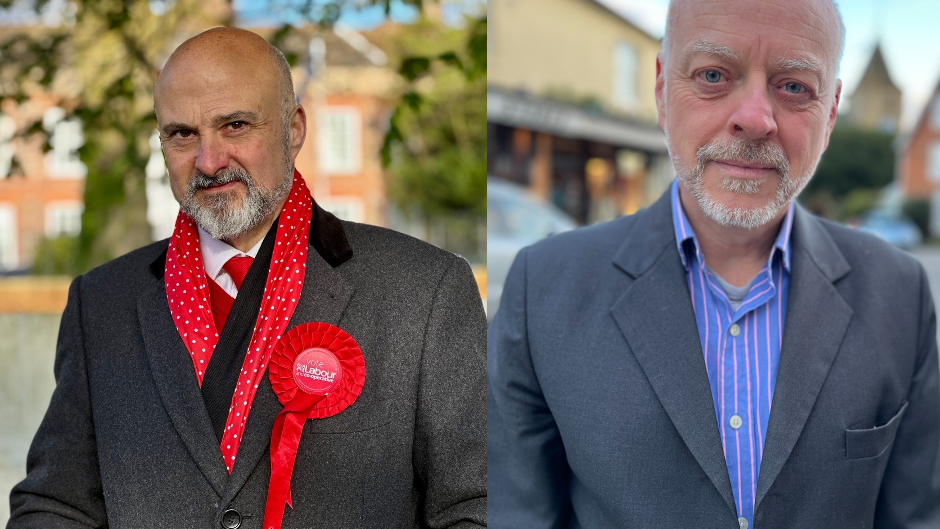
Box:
[268, 321, 366, 417]
[263, 322, 366, 529]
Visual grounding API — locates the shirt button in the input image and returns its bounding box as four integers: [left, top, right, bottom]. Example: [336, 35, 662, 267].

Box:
[738, 517, 748, 529]
[729, 324, 740, 336]
[730, 415, 743, 429]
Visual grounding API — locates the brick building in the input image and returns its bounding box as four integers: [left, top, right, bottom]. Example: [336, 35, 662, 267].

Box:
[0, 14, 400, 271]
[896, 79, 940, 234]
[487, 0, 672, 225]
[0, 94, 86, 272]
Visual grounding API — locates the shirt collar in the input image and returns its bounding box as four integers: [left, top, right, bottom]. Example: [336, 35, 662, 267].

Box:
[670, 179, 794, 273]
[197, 225, 264, 280]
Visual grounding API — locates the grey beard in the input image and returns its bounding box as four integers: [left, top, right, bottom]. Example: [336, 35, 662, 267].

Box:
[180, 164, 293, 241]
[667, 134, 813, 229]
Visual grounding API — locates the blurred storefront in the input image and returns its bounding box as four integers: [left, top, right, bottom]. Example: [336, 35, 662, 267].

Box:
[487, 0, 673, 224]
[487, 87, 671, 224]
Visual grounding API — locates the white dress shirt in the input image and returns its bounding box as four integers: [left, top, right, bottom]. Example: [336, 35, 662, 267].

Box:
[198, 226, 264, 298]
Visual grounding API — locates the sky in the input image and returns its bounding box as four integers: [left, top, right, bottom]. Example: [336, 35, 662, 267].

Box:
[234, 0, 484, 29]
[597, 0, 940, 133]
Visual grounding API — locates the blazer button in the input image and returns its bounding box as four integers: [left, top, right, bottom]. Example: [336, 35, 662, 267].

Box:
[221, 509, 242, 529]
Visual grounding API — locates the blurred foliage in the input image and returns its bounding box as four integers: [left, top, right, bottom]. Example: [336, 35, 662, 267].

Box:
[904, 198, 930, 238]
[0, 0, 211, 275]
[31, 235, 79, 275]
[382, 15, 486, 218]
[0, 0, 485, 276]
[799, 126, 895, 221]
[840, 188, 880, 221]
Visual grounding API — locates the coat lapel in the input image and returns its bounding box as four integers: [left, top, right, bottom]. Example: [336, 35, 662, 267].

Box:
[755, 207, 852, 510]
[138, 278, 229, 497]
[610, 192, 738, 513]
[138, 198, 354, 504]
[220, 236, 355, 505]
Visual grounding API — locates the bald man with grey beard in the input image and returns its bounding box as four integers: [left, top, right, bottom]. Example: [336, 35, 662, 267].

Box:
[9, 27, 486, 529]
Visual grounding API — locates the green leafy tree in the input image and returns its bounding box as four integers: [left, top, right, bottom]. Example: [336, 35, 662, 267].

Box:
[0, 0, 484, 275]
[383, 15, 486, 216]
[799, 126, 895, 220]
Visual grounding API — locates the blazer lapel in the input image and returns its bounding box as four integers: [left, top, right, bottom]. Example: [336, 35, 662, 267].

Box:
[138, 279, 229, 497]
[755, 207, 852, 510]
[610, 192, 737, 513]
[220, 241, 354, 505]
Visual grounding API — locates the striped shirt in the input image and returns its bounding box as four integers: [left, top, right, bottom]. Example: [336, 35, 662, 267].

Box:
[670, 180, 794, 527]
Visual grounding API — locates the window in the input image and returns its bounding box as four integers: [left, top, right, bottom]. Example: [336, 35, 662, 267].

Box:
[613, 41, 639, 111]
[929, 141, 940, 183]
[0, 204, 17, 270]
[45, 201, 83, 238]
[319, 198, 364, 223]
[43, 107, 87, 179]
[317, 107, 361, 175]
[145, 129, 178, 241]
[0, 115, 14, 179]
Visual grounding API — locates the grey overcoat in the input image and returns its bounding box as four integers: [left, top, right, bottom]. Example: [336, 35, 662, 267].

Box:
[9, 203, 487, 528]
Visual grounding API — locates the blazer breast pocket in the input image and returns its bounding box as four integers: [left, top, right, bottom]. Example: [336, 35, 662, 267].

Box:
[305, 399, 392, 434]
[845, 401, 908, 460]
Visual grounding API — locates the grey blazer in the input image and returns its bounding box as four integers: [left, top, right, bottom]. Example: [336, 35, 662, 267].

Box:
[488, 189, 940, 528]
[9, 204, 487, 528]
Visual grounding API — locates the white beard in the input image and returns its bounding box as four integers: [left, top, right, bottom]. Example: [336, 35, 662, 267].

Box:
[665, 133, 815, 229]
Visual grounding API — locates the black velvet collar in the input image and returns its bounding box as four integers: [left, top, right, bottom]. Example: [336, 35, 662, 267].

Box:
[149, 196, 353, 279]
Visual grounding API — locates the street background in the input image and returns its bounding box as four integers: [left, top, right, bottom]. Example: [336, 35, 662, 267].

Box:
[487, 0, 940, 325]
[0, 0, 485, 522]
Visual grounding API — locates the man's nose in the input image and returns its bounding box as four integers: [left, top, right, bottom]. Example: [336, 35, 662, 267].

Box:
[194, 134, 230, 176]
[728, 79, 777, 140]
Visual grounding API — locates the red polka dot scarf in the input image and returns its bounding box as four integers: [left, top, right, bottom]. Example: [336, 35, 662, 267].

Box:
[165, 170, 312, 472]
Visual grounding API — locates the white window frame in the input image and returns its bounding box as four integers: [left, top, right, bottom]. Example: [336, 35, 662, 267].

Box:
[319, 197, 364, 223]
[316, 106, 362, 175]
[0, 115, 14, 179]
[44, 201, 83, 238]
[0, 203, 18, 270]
[613, 41, 639, 111]
[43, 107, 87, 179]
[929, 141, 940, 183]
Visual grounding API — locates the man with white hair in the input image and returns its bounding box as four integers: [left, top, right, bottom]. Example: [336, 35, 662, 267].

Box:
[488, 0, 940, 527]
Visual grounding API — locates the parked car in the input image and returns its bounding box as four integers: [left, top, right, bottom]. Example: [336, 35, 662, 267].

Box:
[856, 209, 922, 250]
[487, 178, 577, 322]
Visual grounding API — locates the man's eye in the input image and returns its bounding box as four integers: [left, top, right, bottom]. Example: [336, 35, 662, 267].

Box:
[702, 70, 723, 83]
[172, 130, 194, 139]
[227, 121, 247, 130]
[784, 82, 805, 94]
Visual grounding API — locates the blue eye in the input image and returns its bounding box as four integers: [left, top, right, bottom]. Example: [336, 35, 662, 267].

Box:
[703, 70, 722, 83]
[784, 82, 804, 94]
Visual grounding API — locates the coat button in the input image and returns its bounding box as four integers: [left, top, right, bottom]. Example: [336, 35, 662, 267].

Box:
[221, 509, 242, 529]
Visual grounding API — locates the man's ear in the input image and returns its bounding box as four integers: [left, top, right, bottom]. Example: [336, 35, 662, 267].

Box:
[822, 79, 842, 151]
[655, 51, 667, 130]
[288, 104, 307, 161]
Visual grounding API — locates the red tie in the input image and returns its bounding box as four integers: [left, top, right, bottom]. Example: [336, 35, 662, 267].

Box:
[223, 255, 254, 291]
